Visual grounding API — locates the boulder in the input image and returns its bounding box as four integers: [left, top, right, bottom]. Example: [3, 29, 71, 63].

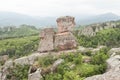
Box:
[14, 56, 29, 65]
[55, 32, 77, 50]
[38, 28, 55, 52]
[56, 16, 75, 33]
[14, 53, 43, 65]
[4, 60, 13, 68]
[0, 55, 9, 62]
[28, 68, 42, 80]
[51, 59, 64, 72]
[91, 46, 106, 54]
[108, 48, 120, 56]
[85, 55, 120, 80]
[106, 55, 120, 70]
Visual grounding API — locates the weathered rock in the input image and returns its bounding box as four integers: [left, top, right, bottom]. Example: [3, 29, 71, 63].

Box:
[0, 55, 9, 62]
[56, 16, 75, 33]
[78, 46, 93, 53]
[108, 48, 120, 56]
[85, 55, 120, 80]
[38, 16, 77, 52]
[14, 56, 29, 65]
[0, 67, 8, 80]
[28, 68, 42, 80]
[80, 26, 96, 36]
[69, 64, 76, 69]
[14, 53, 42, 65]
[55, 32, 77, 50]
[51, 59, 64, 72]
[91, 46, 107, 54]
[78, 21, 120, 36]
[83, 57, 91, 63]
[4, 60, 13, 68]
[38, 28, 55, 52]
[106, 55, 120, 70]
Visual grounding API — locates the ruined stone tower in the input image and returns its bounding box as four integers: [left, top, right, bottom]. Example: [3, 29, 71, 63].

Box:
[38, 16, 77, 52]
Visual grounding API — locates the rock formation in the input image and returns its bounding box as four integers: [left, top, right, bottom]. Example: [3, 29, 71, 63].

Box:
[78, 21, 120, 36]
[38, 16, 77, 52]
[56, 16, 75, 33]
[85, 48, 120, 80]
[38, 28, 55, 52]
[28, 68, 42, 80]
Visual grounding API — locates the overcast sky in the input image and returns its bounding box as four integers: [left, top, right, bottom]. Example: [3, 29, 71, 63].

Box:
[0, 0, 120, 17]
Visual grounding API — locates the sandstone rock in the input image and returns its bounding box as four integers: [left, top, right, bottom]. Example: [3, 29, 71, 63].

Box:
[91, 46, 106, 54]
[69, 64, 76, 69]
[0, 67, 8, 80]
[108, 48, 120, 56]
[56, 16, 75, 33]
[51, 59, 64, 72]
[78, 46, 93, 53]
[85, 55, 120, 80]
[14, 56, 29, 65]
[55, 32, 77, 50]
[85, 67, 120, 80]
[0, 55, 9, 62]
[80, 26, 95, 36]
[4, 60, 13, 68]
[38, 28, 55, 52]
[28, 68, 42, 80]
[14, 53, 42, 65]
[106, 55, 120, 70]
[83, 57, 91, 63]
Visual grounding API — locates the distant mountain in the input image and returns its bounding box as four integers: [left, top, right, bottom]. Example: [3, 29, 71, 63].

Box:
[0, 12, 120, 27]
[77, 13, 120, 25]
[0, 12, 56, 27]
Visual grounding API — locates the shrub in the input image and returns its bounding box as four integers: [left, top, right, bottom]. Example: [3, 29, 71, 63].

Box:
[63, 71, 81, 80]
[6, 64, 29, 80]
[37, 55, 57, 67]
[91, 52, 108, 65]
[45, 73, 62, 80]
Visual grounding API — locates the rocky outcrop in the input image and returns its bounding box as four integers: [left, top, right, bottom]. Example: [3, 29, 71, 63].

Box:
[28, 68, 42, 80]
[38, 28, 55, 52]
[91, 46, 107, 54]
[55, 32, 77, 50]
[51, 59, 64, 72]
[56, 16, 75, 33]
[85, 49, 120, 80]
[0, 55, 9, 63]
[79, 21, 120, 36]
[38, 16, 77, 52]
[108, 48, 120, 56]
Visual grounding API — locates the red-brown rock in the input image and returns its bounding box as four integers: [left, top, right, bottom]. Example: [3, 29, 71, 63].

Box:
[56, 16, 75, 33]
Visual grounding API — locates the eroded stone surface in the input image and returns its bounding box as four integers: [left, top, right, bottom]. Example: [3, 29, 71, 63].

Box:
[38, 16, 77, 52]
[38, 28, 55, 52]
[85, 55, 120, 80]
[28, 68, 42, 80]
[56, 16, 75, 33]
[55, 32, 77, 50]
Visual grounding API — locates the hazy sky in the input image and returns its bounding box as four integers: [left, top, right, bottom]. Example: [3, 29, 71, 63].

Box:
[0, 0, 120, 17]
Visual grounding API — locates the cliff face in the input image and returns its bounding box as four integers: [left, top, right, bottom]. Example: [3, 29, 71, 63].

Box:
[78, 21, 120, 36]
